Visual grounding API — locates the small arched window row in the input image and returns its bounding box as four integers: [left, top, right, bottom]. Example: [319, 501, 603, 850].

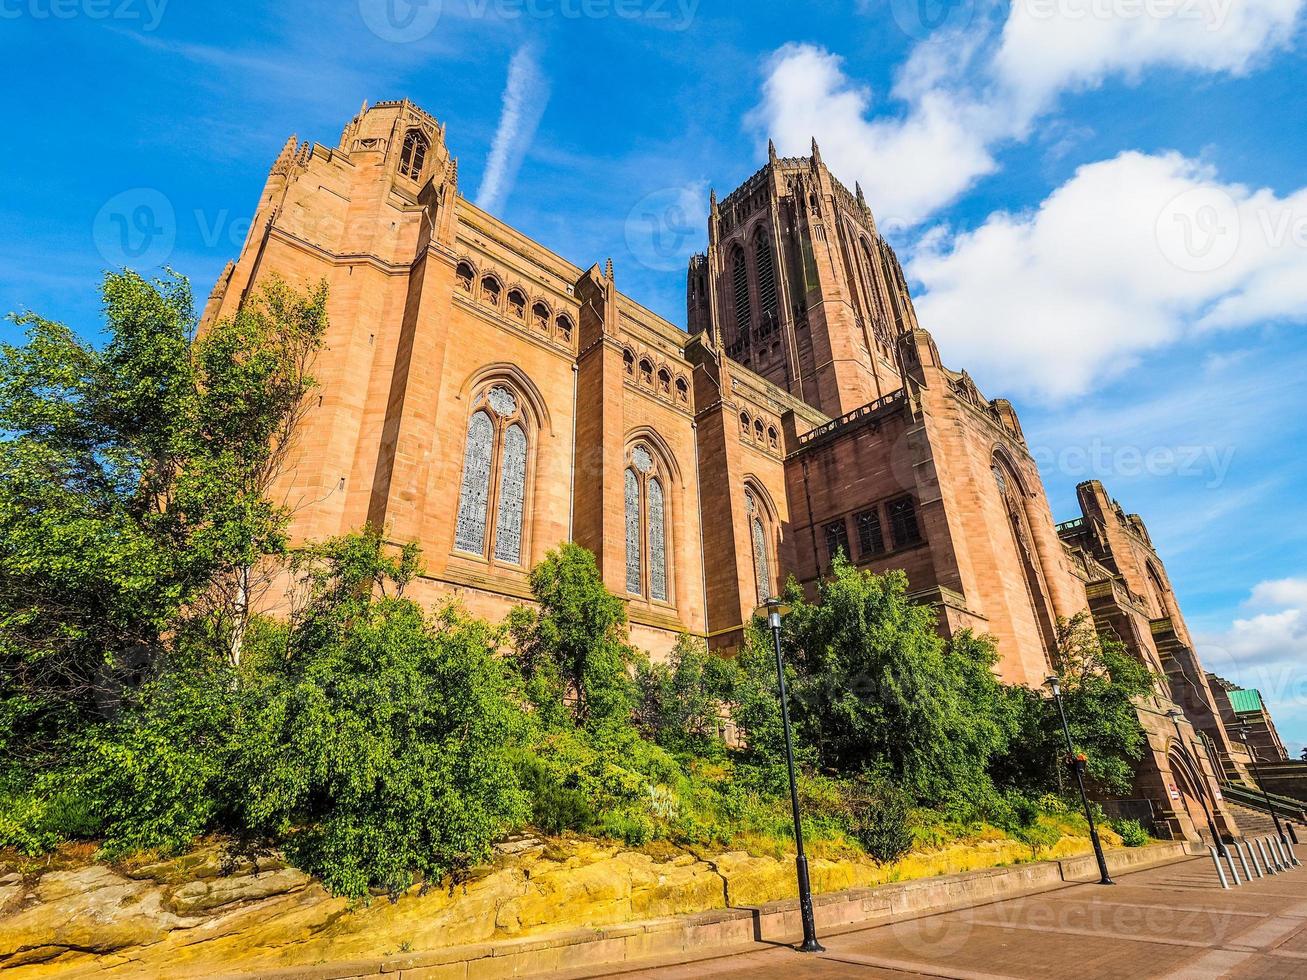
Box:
[453, 383, 532, 567]
[622, 350, 687, 404]
[737, 410, 780, 452]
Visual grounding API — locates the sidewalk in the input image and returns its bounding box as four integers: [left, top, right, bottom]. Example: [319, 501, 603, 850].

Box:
[592, 852, 1307, 979]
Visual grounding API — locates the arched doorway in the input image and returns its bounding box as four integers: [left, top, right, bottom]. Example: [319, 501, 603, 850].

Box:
[1167, 746, 1212, 844]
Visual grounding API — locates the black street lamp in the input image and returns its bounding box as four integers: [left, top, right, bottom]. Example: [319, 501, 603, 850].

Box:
[1046, 675, 1114, 885]
[1238, 721, 1299, 865]
[766, 598, 825, 953]
[1165, 708, 1228, 859]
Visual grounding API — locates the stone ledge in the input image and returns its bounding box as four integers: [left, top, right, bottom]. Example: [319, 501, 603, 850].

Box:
[212, 842, 1195, 980]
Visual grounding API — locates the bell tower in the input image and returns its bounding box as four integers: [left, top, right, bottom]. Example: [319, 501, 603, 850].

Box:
[687, 139, 919, 418]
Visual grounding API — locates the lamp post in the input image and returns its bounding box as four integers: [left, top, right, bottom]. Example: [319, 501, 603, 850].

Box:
[1045, 675, 1114, 885]
[1166, 708, 1228, 859]
[1239, 722, 1298, 865]
[766, 598, 825, 953]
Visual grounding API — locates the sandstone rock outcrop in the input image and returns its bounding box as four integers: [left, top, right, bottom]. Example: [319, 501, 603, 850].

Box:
[0, 829, 1120, 978]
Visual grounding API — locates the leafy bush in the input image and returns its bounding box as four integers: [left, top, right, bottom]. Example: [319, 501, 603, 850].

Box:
[838, 778, 914, 863]
[237, 532, 529, 898]
[732, 560, 1015, 806]
[992, 613, 1153, 798]
[1112, 818, 1149, 847]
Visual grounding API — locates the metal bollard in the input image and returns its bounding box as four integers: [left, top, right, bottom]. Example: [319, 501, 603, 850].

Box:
[1225, 848, 1243, 885]
[1269, 837, 1287, 872]
[1275, 836, 1294, 871]
[1243, 841, 1264, 878]
[1258, 838, 1278, 874]
[1234, 841, 1252, 881]
[1210, 846, 1230, 889]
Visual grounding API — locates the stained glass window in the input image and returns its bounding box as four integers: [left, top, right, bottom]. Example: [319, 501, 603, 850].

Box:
[649, 477, 667, 602]
[887, 497, 922, 548]
[752, 517, 770, 605]
[632, 445, 653, 473]
[487, 385, 517, 418]
[856, 509, 885, 556]
[493, 424, 526, 563]
[625, 468, 642, 595]
[992, 462, 1008, 496]
[455, 411, 493, 554]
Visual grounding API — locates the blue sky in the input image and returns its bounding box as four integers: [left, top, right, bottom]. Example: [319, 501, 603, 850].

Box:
[2, 1, 1305, 747]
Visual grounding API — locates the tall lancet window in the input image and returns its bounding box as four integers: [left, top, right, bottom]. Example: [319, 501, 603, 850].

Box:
[732, 248, 752, 339]
[754, 234, 778, 332]
[399, 128, 429, 180]
[746, 488, 772, 606]
[624, 443, 671, 603]
[454, 384, 531, 565]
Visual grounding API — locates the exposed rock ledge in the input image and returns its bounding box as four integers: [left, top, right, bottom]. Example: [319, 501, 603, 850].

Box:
[0, 832, 1112, 978]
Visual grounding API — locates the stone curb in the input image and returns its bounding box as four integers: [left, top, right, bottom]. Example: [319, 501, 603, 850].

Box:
[211, 842, 1197, 980]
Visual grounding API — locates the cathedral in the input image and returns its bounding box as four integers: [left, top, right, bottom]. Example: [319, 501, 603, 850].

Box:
[202, 99, 1259, 845]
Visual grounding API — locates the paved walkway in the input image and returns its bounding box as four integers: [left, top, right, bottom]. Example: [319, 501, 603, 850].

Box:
[593, 856, 1307, 979]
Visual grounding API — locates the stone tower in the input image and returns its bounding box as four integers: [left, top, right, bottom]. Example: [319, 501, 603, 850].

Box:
[687, 139, 919, 418]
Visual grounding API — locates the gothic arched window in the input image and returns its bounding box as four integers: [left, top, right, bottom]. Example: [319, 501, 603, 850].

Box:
[754, 233, 778, 332]
[399, 129, 429, 180]
[507, 289, 527, 319]
[481, 276, 501, 307]
[532, 302, 549, 331]
[732, 247, 752, 339]
[746, 488, 772, 606]
[456, 261, 474, 292]
[454, 384, 531, 565]
[556, 315, 574, 343]
[625, 443, 670, 603]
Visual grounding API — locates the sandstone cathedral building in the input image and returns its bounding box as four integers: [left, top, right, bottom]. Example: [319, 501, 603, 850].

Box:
[203, 99, 1261, 846]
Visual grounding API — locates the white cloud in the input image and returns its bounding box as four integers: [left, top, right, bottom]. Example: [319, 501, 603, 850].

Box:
[749, 2, 1304, 225]
[995, 0, 1304, 118]
[1198, 577, 1307, 752]
[749, 44, 999, 227]
[1248, 577, 1307, 610]
[476, 46, 551, 215]
[908, 151, 1307, 400]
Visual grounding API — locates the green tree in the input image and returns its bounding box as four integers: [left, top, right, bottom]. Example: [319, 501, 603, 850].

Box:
[633, 634, 735, 756]
[508, 543, 637, 728]
[733, 559, 1014, 805]
[239, 530, 529, 898]
[994, 612, 1154, 796]
[0, 270, 327, 771]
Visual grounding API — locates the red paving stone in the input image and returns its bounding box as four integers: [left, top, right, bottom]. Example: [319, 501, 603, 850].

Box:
[592, 857, 1307, 979]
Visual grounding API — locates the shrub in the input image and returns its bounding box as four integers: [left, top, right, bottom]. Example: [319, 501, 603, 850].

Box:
[839, 778, 914, 863]
[732, 561, 1015, 806]
[1112, 818, 1149, 847]
[237, 533, 529, 898]
[514, 753, 596, 835]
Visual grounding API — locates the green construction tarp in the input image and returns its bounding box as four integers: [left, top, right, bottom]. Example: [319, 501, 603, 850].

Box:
[1229, 688, 1265, 714]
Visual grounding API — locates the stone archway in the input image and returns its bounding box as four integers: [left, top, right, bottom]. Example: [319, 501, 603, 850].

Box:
[1167, 747, 1212, 844]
